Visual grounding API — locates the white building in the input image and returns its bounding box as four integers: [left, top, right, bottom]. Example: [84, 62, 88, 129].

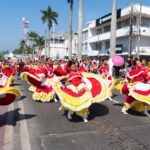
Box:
[87, 3, 150, 57]
[42, 32, 79, 59]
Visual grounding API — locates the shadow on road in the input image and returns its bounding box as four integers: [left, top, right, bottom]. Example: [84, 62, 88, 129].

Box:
[18, 95, 27, 101]
[0, 108, 37, 127]
[89, 103, 109, 119]
[11, 83, 22, 86]
[70, 103, 109, 122]
[113, 103, 124, 107]
[128, 109, 147, 117]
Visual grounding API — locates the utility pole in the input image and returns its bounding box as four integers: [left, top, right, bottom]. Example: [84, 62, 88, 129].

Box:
[78, 0, 83, 61]
[110, 0, 117, 58]
[137, 3, 142, 59]
[128, 4, 133, 58]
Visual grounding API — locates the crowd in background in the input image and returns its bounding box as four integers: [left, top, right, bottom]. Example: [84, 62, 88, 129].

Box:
[0, 55, 150, 80]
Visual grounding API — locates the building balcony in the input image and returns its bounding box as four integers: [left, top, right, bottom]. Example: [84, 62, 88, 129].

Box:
[88, 25, 150, 44]
[50, 43, 68, 49]
[88, 27, 130, 43]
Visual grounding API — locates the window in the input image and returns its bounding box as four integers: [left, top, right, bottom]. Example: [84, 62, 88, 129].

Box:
[132, 17, 137, 25]
[141, 17, 150, 27]
[85, 43, 88, 51]
[117, 21, 122, 29]
[105, 41, 110, 49]
[122, 19, 130, 27]
[83, 31, 88, 40]
[95, 42, 101, 51]
[104, 26, 110, 33]
[97, 29, 102, 35]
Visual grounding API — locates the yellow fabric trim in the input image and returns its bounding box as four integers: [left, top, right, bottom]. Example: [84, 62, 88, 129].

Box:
[76, 108, 90, 117]
[81, 72, 109, 103]
[60, 106, 90, 116]
[115, 83, 123, 91]
[32, 91, 55, 102]
[129, 88, 150, 105]
[0, 86, 22, 96]
[54, 81, 92, 112]
[12, 77, 17, 83]
[44, 77, 54, 83]
[20, 72, 42, 82]
[5, 76, 13, 87]
[125, 101, 150, 112]
[29, 86, 36, 92]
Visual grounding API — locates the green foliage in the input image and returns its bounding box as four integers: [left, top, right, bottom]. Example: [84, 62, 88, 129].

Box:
[34, 36, 45, 49]
[41, 5, 58, 30]
[28, 31, 38, 42]
[0, 50, 9, 59]
[0, 53, 4, 59]
[14, 5, 58, 56]
[13, 48, 23, 54]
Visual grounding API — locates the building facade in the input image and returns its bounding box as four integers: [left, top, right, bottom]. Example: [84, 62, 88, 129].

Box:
[42, 32, 80, 59]
[42, 3, 150, 59]
[87, 3, 150, 57]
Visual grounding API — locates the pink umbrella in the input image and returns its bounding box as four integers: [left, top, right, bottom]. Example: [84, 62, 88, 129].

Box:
[112, 55, 124, 67]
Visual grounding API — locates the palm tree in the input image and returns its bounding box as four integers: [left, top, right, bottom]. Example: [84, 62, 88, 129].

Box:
[41, 5, 58, 58]
[78, 0, 83, 61]
[67, 0, 73, 60]
[19, 39, 33, 55]
[13, 48, 22, 55]
[28, 31, 39, 58]
[28, 31, 38, 41]
[34, 36, 45, 60]
[19, 40, 25, 54]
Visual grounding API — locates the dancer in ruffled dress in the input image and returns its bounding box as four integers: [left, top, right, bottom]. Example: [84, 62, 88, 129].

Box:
[21, 61, 56, 102]
[121, 59, 150, 116]
[54, 60, 109, 122]
[0, 63, 21, 106]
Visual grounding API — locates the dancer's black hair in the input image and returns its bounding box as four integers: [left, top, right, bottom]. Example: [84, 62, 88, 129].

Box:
[67, 60, 75, 68]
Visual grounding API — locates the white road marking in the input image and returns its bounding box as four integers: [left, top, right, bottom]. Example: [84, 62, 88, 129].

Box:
[3, 103, 14, 150]
[18, 101, 31, 150]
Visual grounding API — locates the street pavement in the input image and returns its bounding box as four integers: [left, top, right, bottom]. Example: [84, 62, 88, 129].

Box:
[1, 77, 150, 150]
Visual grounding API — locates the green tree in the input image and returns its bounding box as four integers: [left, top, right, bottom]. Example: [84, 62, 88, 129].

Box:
[28, 31, 38, 42]
[34, 36, 45, 59]
[28, 31, 39, 57]
[41, 5, 58, 58]
[0, 53, 4, 59]
[19, 40, 33, 55]
[13, 48, 22, 55]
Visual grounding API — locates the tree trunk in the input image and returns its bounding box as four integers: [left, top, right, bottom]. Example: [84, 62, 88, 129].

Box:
[69, 1, 73, 60]
[110, 0, 117, 58]
[48, 28, 51, 58]
[78, 0, 83, 61]
[44, 29, 47, 57]
[38, 48, 41, 60]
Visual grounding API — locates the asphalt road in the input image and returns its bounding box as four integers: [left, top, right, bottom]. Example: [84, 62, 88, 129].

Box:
[1, 77, 150, 150]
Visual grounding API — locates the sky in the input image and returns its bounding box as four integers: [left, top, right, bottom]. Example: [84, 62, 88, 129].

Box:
[0, 0, 149, 52]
